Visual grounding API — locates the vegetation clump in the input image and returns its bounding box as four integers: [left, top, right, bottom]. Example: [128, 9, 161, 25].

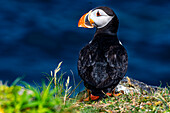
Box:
[0, 62, 169, 113]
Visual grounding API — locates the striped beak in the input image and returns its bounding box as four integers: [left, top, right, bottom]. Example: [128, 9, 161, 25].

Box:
[78, 10, 94, 28]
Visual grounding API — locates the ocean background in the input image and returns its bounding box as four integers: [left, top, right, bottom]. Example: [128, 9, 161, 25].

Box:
[0, 0, 170, 89]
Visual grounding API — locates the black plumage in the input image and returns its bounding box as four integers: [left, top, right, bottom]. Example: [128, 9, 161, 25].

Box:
[78, 7, 128, 97]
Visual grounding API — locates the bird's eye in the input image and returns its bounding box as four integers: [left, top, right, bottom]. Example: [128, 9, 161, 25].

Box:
[96, 11, 101, 16]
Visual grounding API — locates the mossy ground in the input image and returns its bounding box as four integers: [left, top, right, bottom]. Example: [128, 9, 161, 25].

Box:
[0, 62, 169, 113]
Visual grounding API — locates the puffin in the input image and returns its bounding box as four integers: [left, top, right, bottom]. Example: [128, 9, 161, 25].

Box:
[77, 6, 128, 101]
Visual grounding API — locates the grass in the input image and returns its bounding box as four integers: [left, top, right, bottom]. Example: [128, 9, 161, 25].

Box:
[0, 62, 169, 113]
[76, 88, 170, 113]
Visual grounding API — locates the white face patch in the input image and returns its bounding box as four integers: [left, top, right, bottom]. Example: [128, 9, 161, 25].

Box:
[89, 9, 114, 28]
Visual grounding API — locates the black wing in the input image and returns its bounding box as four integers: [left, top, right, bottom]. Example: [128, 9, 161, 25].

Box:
[96, 45, 128, 88]
[78, 43, 98, 87]
[78, 44, 128, 89]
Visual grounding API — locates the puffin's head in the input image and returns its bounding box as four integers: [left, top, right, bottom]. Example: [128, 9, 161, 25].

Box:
[78, 6, 118, 31]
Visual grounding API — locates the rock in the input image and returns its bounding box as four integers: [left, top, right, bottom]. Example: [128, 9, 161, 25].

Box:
[77, 76, 162, 98]
[18, 86, 33, 95]
[118, 76, 161, 94]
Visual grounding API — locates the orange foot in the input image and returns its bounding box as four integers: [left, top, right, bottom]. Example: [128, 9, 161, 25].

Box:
[106, 92, 121, 97]
[112, 88, 122, 97]
[113, 93, 122, 96]
[106, 93, 112, 97]
[84, 94, 100, 101]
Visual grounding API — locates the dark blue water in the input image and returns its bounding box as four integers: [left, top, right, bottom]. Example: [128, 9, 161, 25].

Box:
[0, 0, 170, 87]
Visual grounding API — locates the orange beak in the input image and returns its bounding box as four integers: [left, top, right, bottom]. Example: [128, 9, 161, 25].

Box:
[78, 10, 94, 28]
